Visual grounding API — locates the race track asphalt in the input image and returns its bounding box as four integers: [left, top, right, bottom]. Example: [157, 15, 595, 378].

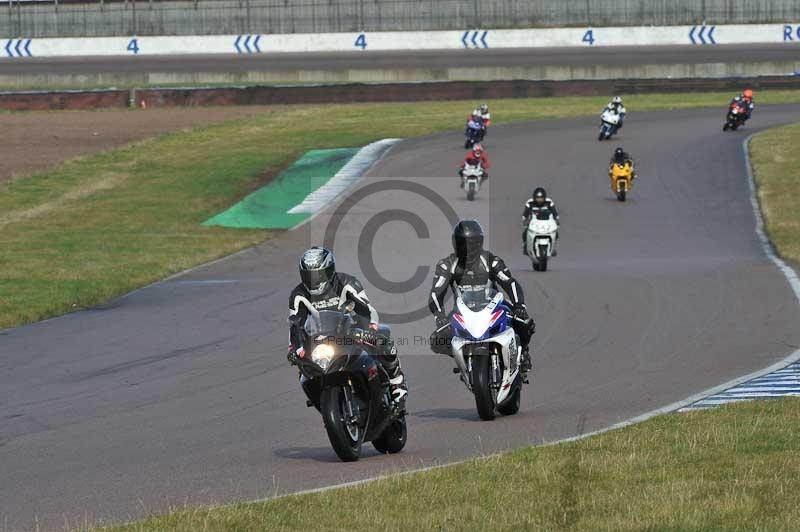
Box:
[2, 105, 800, 530]
[0, 43, 795, 76]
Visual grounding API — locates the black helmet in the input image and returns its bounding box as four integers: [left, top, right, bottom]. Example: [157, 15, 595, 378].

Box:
[452, 220, 484, 265]
[299, 246, 336, 296]
[533, 187, 547, 205]
[613, 147, 626, 163]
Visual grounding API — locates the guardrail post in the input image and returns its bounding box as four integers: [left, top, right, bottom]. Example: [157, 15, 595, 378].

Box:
[15, 0, 21, 39]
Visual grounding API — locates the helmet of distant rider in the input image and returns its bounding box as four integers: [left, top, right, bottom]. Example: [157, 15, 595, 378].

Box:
[472, 143, 483, 156]
[742, 89, 753, 102]
[612, 96, 622, 105]
[452, 220, 484, 265]
[299, 246, 336, 296]
[480, 103, 489, 114]
[533, 187, 547, 206]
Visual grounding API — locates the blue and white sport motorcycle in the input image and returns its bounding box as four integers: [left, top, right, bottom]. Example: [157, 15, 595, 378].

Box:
[598, 108, 622, 141]
[450, 288, 525, 420]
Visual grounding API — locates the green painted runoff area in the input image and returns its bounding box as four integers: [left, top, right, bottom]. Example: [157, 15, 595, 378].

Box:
[203, 148, 359, 229]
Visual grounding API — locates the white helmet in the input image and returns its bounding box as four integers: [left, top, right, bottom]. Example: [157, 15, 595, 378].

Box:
[480, 103, 489, 114]
[612, 96, 622, 104]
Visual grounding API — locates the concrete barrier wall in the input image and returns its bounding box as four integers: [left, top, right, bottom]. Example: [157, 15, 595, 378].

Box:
[4, 76, 800, 111]
[5, 23, 800, 58]
[3, 60, 800, 91]
[3, 0, 800, 39]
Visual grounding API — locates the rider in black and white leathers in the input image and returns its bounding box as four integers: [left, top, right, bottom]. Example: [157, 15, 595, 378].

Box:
[521, 187, 559, 256]
[428, 220, 535, 371]
[288, 247, 407, 405]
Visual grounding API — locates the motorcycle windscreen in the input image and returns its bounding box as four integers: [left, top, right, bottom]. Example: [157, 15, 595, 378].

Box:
[453, 290, 506, 340]
[304, 310, 344, 336]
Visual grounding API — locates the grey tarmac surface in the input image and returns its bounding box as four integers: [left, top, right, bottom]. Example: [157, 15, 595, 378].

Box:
[0, 43, 795, 76]
[2, 105, 800, 530]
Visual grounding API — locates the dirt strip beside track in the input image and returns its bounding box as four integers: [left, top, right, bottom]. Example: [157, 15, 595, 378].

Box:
[0, 107, 273, 183]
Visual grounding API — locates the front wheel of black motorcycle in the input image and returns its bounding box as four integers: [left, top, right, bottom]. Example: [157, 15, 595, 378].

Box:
[373, 416, 407, 454]
[321, 386, 364, 462]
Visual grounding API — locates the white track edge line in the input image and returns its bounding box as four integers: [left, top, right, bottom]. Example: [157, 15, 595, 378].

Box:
[287, 138, 401, 231]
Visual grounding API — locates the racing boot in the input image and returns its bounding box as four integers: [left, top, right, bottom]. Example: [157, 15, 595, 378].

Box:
[520, 346, 532, 373]
[389, 369, 408, 411]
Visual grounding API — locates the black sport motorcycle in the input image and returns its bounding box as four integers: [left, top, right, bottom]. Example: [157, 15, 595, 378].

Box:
[464, 117, 484, 149]
[288, 302, 407, 462]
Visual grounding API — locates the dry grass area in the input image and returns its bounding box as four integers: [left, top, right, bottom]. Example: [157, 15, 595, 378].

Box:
[92, 397, 800, 531]
[0, 106, 268, 183]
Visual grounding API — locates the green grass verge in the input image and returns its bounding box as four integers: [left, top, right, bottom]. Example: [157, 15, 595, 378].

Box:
[4, 89, 800, 329]
[90, 397, 800, 531]
[750, 123, 800, 265]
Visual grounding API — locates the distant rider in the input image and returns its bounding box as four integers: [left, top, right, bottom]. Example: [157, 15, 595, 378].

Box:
[470, 103, 491, 140]
[465, 113, 485, 141]
[428, 220, 535, 372]
[287, 246, 407, 406]
[738, 89, 755, 120]
[609, 146, 637, 179]
[604, 96, 627, 129]
[459, 143, 490, 187]
[521, 187, 559, 256]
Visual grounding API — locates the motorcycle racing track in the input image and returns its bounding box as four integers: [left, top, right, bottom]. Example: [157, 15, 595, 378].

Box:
[3, 105, 800, 529]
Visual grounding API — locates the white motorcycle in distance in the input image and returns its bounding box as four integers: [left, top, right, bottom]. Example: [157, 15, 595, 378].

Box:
[450, 288, 525, 420]
[598, 108, 621, 141]
[526, 212, 558, 271]
[460, 163, 485, 201]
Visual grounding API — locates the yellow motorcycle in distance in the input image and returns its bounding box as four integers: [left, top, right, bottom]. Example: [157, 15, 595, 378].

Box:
[609, 161, 634, 202]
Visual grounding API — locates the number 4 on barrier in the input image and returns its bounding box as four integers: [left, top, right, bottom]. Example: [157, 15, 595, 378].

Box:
[582, 29, 595, 46]
[354, 34, 367, 50]
[127, 38, 140, 54]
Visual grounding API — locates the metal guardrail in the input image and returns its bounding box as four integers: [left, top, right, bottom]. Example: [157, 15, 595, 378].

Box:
[3, 0, 800, 39]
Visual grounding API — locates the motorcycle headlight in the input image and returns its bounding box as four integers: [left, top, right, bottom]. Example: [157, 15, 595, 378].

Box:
[311, 344, 336, 371]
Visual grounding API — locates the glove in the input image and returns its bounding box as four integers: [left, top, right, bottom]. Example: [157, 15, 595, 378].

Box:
[435, 314, 450, 330]
[513, 304, 530, 323]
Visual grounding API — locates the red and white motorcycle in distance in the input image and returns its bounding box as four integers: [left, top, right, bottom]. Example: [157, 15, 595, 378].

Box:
[723, 102, 748, 131]
[460, 163, 485, 201]
[526, 212, 558, 271]
[450, 289, 525, 420]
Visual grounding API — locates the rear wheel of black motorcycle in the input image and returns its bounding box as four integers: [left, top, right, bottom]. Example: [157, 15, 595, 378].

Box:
[471, 354, 496, 421]
[497, 376, 522, 416]
[321, 386, 364, 462]
[373, 416, 407, 454]
[723, 123, 730, 131]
